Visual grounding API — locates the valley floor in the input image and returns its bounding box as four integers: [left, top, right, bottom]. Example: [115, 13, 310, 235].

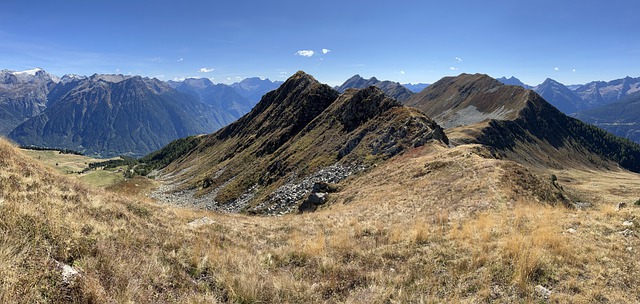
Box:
[5, 141, 640, 303]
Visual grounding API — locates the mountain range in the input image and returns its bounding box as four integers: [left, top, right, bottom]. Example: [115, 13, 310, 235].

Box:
[230, 77, 284, 103]
[336, 74, 415, 101]
[3, 67, 640, 158]
[0, 68, 57, 134]
[153, 71, 446, 213]
[149, 72, 640, 216]
[497, 75, 640, 144]
[167, 77, 253, 118]
[402, 82, 430, 93]
[4, 70, 640, 302]
[0, 69, 284, 157]
[498, 75, 640, 113]
[9, 75, 235, 157]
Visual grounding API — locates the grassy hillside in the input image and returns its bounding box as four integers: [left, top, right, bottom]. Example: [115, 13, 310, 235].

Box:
[2, 137, 640, 302]
[19, 148, 126, 188]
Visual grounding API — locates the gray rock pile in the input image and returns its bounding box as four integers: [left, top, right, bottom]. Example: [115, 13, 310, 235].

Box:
[252, 163, 364, 214]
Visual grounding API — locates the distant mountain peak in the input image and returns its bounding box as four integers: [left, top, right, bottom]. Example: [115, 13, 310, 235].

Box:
[336, 74, 414, 101]
[12, 67, 44, 76]
[90, 74, 132, 83]
[230, 76, 284, 103]
[497, 76, 531, 89]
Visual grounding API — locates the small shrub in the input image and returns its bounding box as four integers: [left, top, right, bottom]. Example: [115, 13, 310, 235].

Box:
[635, 199, 640, 206]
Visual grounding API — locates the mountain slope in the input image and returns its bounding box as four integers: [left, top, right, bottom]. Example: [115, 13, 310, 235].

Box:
[533, 78, 585, 114]
[0, 68, 57, 134]
[574, 92, 640, 143]
[168, 78, 253, 118]
[406, 73, 640, 173]
[9, 75, 234, 157]
[153, 71, 447, 214]
[337, 74, 414, 101]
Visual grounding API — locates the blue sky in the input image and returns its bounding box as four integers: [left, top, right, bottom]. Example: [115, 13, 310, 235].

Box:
[1, 0, 638, 86]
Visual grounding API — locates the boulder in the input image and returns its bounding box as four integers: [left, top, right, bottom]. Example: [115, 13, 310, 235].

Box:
[298, 192, 328, 213]
[187, 217, 216, 229]
[312, 182, 339, 193]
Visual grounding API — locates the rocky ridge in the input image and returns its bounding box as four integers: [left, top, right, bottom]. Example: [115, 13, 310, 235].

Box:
[153, 71, 447, 215]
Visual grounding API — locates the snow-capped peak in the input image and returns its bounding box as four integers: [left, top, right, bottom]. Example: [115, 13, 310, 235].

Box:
[13, 67, 43, 76]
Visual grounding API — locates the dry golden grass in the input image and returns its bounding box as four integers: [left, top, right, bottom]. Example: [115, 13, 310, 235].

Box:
[2, 139, 640, 303]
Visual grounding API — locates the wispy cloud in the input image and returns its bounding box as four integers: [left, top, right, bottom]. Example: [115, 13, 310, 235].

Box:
[295, 50, 314, 57]
[572, 68, 576, 72]
[455, 57, 463, 62]
[400, 70, 405, 75]
[322, 48, 331, 54]
[199, 67, 214, 73]
[554, 67, 559, 71]
[177, 58, 184, 62]
[450, 67, 458, 70]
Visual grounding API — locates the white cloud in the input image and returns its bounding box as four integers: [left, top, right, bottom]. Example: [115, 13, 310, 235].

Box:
[295, 50, 314, 57]
[115, 68, 120, 72]
[322, 48, 331, 54]
[177, 58, 184, 62]
[154, 75, 165, 79]
[455, 57, 463, 62]
[554, 67, 559, 71]
[199, 67, 214, 73]
[572, 68, 576, 72]
[400, 70, 405, 75]
[450, 67, 458, 70]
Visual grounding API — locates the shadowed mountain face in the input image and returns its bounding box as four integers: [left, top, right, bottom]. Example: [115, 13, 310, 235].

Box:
[9, 75, 234, 157]
[406, 73, 640, 173]
[0, 69, 58, 134]
[533, 78, 585, 114]
[574, 92, 640, 144]
[168, 78, 253, 119]
[336, 75, 414, 101]
[154, 71, 447, 214]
